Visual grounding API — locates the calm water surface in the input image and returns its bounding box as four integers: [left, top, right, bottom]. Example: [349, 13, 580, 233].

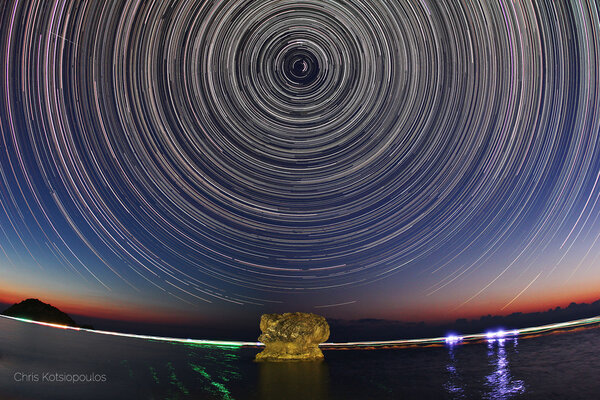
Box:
[0, 317, 598, 399]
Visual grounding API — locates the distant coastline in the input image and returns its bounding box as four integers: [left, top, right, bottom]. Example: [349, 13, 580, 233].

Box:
[329, 299, 600, 341]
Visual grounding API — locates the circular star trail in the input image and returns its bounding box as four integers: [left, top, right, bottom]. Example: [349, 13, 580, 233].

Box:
[1, 0, 600, 310]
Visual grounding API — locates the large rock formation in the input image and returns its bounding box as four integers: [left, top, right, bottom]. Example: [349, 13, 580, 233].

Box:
[1, 298, 79, 327]
[255, 312, 330, 362]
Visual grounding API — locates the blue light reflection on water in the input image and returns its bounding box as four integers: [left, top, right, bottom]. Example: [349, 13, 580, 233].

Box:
[444, 335, 526, 400]
[444, 345, 465, 398]
[484, 337, 525, 399]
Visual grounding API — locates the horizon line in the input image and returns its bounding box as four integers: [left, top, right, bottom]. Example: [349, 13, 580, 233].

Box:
[2, 314, 599, 350]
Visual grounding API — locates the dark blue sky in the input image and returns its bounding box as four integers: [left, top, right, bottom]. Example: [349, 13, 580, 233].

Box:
[1, 0, 600, 330]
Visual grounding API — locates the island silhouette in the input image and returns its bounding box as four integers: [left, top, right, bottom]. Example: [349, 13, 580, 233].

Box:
[1, 298, 92, 329]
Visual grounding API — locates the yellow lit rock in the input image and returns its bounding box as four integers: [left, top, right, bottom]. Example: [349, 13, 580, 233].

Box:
[255, 312, 330, 362]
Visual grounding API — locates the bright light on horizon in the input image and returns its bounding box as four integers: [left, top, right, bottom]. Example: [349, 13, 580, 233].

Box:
[2, 314, 600, 350]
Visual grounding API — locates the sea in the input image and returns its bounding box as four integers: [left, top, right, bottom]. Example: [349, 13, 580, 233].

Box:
[0, 316, 599, 399]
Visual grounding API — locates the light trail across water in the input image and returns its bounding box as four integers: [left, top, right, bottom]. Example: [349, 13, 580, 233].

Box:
[3, 314, 600, 350]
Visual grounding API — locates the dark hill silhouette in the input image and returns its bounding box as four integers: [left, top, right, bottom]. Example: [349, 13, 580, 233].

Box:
[1, 298, 83, 327]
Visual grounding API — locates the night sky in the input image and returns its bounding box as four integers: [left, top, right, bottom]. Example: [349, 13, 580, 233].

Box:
[1, 1, 600, 332]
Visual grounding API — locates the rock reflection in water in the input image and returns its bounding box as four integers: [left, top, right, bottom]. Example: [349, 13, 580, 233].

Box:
[258, 361, 329, 400]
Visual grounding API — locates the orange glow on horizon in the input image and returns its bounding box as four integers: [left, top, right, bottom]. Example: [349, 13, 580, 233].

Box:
[410, 290, 600, 324]
[2, 282, 599, 326]
[0, 288, 197, 324]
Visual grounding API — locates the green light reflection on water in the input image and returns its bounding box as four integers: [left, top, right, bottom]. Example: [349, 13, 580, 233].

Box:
[163, 339, 242, 398]
[167, 361, 190, 396]
[180, 341, 242, 350]
[189, 362, 234, 400]
[120, 359, 134, 379]
[149, 366, 160, 384]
